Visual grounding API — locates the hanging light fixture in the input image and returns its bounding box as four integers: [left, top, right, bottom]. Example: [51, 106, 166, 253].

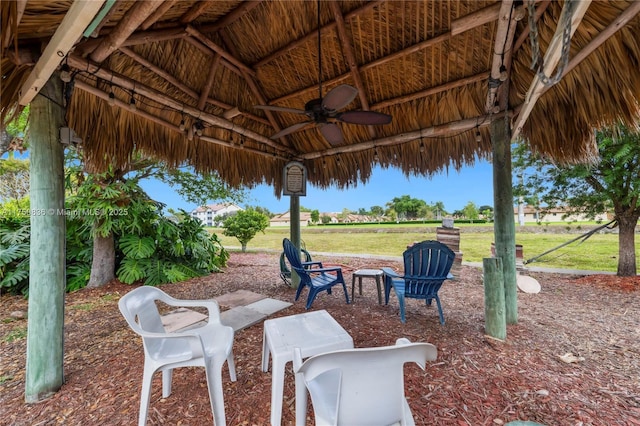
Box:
[373, 148, 379, 161]
[179, 115, 186, 131]
[129, 92, 136, 111]
[108, 89, 116, 107]
[194, 120, 204, 136]
[60, 63, 72, 83]
[476, 129, 482, 143]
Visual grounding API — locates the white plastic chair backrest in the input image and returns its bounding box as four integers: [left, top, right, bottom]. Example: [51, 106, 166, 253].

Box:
[119, 286, 186, 360]
[295, 338, 437, 426]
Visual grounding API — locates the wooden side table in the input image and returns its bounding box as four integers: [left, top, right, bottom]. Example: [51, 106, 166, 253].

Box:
[351, 269, 384, 304]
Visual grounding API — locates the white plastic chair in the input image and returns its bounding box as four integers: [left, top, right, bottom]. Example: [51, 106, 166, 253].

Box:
[293, 338, 437, 426]
[118, 286, 236, 426]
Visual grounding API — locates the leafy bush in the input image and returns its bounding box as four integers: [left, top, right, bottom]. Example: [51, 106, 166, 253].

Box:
[0, 217, 30, 295]
[116, 211, 228, 286]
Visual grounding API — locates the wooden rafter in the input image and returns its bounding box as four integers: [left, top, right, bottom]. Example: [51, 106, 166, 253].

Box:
[116, 47, 268, 126]
[204, 0, 263, 33]
[513, 0, 551, 52]
[18, 0, 107, 105]
[2, 0, 27, 50]
[67, 55, 294, 156]
[511, 0, 592, 140]
[485, 0, 518, 113]
[185, 26, 256, 78]
[218, 30, 287, 139]
[180, 1, 212, 24]
[74, 79, 288, 161]
[329, 1, 375, 139]
[140, 0, 177, 31]
[301, 111, 512, 160]
[198, 55, 221, 110]
[268, 4, 500, 107]
[90, 0, 160, 63]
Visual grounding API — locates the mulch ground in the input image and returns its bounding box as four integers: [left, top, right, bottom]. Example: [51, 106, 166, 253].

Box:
[1, 251, 639, 426]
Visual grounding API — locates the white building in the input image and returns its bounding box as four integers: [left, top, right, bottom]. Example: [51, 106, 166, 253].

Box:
[513, 206, 610, 223]
[191, 203, 243, 226]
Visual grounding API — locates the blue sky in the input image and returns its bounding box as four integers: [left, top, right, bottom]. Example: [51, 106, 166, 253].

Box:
[140, 159, 495, 215]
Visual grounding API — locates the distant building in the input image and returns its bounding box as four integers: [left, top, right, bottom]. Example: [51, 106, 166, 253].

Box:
[513, 206, 610, 223]
[191, 203, 243, 226]
[270, 211, 313, 227]
[269, 211, 373, 227]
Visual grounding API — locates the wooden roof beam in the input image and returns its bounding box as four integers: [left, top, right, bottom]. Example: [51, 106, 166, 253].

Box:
[485, 0, 518, 113]
[301, 111, 511, 160]
[90, 0, 161, 63]
[513, 0, 551, 52]
[185, 26, 257, 78]
[203, 0, 263, 33]
[18, 0, 107, 105]
[254, 1, 383, 68]
[218, 31, 288, 141]
[180, 1, 212, 24]
[2, 0, 27, 50]
[67, 54, 295, 156]
[74, 79, 287, 161]
[116, 47, 269, 126]
[511, 0, 592, 141]
[329, 1, 376, 139]
[140, 0, 178, 30]
[269, 4, 500, 106]
[198, 55, 222, 110]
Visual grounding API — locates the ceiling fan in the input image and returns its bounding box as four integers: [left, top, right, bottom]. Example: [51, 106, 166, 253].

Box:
[254, 1, 392, 145]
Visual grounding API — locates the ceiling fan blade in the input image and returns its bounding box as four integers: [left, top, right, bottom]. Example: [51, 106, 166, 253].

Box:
[270, 121, 312, 139]
[319, 123, 344, 145]
[254, 105, 307, 115]
[337, 110, 392, 125]
[321, 84, 358, 112]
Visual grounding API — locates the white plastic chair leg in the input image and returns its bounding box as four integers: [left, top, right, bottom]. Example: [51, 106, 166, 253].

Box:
[227, 352, 237, 382]
[162, 368, 173, 398]
[205, 364, 227, 426]
[261, 330, 270, 372]
[138, 364, 156, 426]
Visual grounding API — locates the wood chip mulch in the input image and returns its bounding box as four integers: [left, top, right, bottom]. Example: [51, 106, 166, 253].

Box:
[1, 252, 639, 426]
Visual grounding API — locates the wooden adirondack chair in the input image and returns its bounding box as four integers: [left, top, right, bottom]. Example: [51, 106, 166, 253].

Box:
[282, 238, 350, 309]
[383, 240, 455, 324]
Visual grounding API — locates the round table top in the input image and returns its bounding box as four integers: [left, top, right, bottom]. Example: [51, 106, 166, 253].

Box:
[353, 269, 384, 276]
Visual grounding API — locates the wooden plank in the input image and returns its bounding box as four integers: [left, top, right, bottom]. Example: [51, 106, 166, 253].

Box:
[90, 0, 160, 63]
[18, 0, 106, 105]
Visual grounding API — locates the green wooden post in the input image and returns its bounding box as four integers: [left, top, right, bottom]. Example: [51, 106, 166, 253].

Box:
[25, 75, 66, 402]
[483, 257, 507, 340]
[290, 195, 301, 289]
[491, 115, 518, 324]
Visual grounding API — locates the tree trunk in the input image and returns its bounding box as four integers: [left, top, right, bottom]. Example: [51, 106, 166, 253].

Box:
[87, 231, 116, 287]
[241, 242, 247, 252]
[616, 212, 639, 277]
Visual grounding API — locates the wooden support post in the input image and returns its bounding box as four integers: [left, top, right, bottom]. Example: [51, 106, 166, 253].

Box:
[491, 114, 518, 324]
[25, 75, 66, 402]
[483, 257, 507, 340]
[289, 195, 301, 289]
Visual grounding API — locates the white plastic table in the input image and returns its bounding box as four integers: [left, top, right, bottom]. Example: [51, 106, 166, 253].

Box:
[261, 309, 353, 426]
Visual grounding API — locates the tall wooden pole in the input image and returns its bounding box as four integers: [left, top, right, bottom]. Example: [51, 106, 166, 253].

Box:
[289, 195, 301, 289]
[25, 74, 66, 402]
[483, 257, 507, 340]
[491, 114, 518, 324]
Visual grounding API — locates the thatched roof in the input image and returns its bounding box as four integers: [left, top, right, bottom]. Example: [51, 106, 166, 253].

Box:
[2, 1, 639, 197]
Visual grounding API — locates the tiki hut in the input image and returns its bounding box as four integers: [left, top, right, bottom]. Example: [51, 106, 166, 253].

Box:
[1, 0, 639, 404]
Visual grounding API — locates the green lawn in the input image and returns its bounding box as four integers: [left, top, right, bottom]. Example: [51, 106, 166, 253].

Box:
[211, 224, 638, 273]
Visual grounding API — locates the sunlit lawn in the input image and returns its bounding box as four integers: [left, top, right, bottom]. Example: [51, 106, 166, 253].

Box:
[211, 224, 637, 273]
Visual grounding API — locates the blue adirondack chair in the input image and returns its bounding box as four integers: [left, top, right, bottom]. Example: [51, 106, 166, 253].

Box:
[279, 247, 313, 285]
[283, 238, 350, 309]
[383, 240, 455, 325]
